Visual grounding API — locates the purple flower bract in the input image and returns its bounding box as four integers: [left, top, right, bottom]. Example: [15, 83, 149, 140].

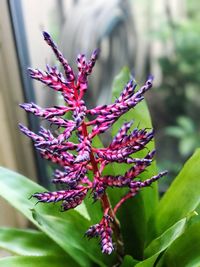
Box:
[19, 31, 167, 255]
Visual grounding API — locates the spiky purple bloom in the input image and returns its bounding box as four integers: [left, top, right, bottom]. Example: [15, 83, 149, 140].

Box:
[85, 214, 114, 255]
[19, 31, 167, 255]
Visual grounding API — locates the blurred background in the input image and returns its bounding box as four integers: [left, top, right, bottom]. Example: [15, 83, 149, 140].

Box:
[0, 0, 200, 228]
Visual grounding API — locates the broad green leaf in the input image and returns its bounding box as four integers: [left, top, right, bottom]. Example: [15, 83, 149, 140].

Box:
[135, 255, 159, 267]
[120, 255, 139, 266]
[0, 228, 64, 256]
[112, 66, 132, 98]
[144, 218, 187, 258]
[75, 202, 90, 221]
[31, 209, 111, 267]
[114, 191, 146, 259]
[156, 221, 200, 267]
[154, 149, 200, 237]
[187, 204, 200, 227]
[0, 167, 107, 267]
[135, 216, 196, 267]
[83, 192, 102, 223]
[0, 256, 79, 267]
[110, 67, 159, 259]
[0, 166, 88, 221]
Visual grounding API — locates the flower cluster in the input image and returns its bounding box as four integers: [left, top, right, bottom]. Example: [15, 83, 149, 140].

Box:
[19, 32, 167, 255]
[85, 213, 114, 255]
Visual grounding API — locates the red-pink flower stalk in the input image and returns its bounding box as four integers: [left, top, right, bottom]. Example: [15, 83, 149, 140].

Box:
[19, 31, 167, 257]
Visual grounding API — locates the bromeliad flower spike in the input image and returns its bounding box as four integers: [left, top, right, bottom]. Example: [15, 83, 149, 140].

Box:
[19, 31, 167, 258]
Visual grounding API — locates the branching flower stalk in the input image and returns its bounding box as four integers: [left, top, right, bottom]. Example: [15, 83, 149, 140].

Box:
[19, 32, 167, 259]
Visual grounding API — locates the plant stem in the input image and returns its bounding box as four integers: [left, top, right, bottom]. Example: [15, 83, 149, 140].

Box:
[81, 121, 124, 263]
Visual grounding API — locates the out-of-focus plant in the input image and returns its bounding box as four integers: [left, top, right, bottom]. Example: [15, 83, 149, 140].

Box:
[152, 4, 200, 182]
[158, 19, 200, 124]
[0, 32, 200, 267]
[166, 116, 200, 157]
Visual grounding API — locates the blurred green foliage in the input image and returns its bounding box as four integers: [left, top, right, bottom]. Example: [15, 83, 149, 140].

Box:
[166, 116, 200, 157]
[154, 1, 200, 180]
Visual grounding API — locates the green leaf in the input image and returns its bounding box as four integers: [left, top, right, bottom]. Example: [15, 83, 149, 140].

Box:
[135, 215, 196, 267]
[110, 67, 159, 259]
[177, 116, 195, 132]
[31, 209, 110, 266]
[154, 149, 200, 237]
[120, 255, 139, 266]
[0, 167, 88, 221]
[144, 218, 187, 258]
[156, 221, 200, 267]
[165, 127, 185, 137]
[187, 204, 200, 227]
[112, 66, 132, 100]
[179, 137, 196, 156]
[75, 202, 90, 221]
[112, 192, 146, 259]
[83, 192, 102, 224]
[0, 228, 64, 256]
[0, 256, 79, 267]
[0, 167, 106, 267]
[134, 255, 159, 267]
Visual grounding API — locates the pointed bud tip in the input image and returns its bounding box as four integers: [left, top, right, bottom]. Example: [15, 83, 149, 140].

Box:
[92, 48, 100, 58]
[161, 170, 168, 176]
[18, 123, 27, 131]
[148, 74, 154, 81]
[149, 149, 156, 157]
[102, 247, 113, 255]
[43, 31, 51, 39]
[27, 67, 35, 75]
